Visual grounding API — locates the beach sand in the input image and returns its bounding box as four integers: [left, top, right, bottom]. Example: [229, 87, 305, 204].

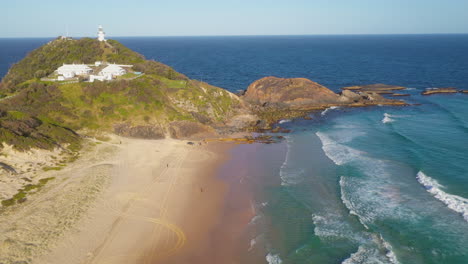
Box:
[0, 136, 255, 264]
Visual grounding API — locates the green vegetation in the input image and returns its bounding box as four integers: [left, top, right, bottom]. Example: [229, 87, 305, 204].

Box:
[0, 38, 241, 151]
[42, 166, 63, 171]
[1, 177, 55, 207]
[1, 38, 103, 93]
[0, 110, 81, 151]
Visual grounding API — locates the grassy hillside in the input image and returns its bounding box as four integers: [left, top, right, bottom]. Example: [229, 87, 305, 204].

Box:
[3, 75, 239, 131]
[0, 38, 242, 151]
[0, 110, 80, 151]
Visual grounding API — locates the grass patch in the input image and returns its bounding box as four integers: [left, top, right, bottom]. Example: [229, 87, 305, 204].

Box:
[1, 177, 55, 207]
[43, 166, 62, 171]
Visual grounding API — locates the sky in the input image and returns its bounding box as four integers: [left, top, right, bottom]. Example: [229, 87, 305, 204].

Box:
[2, 0, 468, 38]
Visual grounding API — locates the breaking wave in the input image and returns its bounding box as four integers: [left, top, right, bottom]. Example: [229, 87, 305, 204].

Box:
[319, 130, 418, 223]
[321, 106, 340, 116]
[382, 113, 395, 124]
[316, 132, 366, 166]
[312, 212, 365, 242]
[416, 171, 468, 222]
[381, 235, 399, 264]
[339, 177, 370, 230]
[279, 119, 291, 124]
[266, 253, 282, 264]
[341, 245, 398, 264]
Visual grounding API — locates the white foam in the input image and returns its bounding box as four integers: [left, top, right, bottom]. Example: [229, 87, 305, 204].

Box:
[381, 236, 399, 264]
[416, 171, 468, 222]
[266, 253, 282, 264]
[312, 212, 366, 243]
[279, 136, 305, 186]
[279, 119, 291, 124]
[316, 132, 365, 166]
[339, 177, 370, 230]
[382, 113, 395, 124]
[249, 237, 257, 251]
[249, 215, 261, 225]
[341, 246, 390, 264]
[321, 106, 340, 116]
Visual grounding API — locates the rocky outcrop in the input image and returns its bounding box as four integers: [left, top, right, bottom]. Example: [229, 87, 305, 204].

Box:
[113, 124, 165, 139]
[391, 93, 411, 97]
[342, 84, 405, 94]
[243, 77, 339, 109]
[243, 77, 406, 111]
[169, 121, 217, 139]
[421, 87, 458, 95]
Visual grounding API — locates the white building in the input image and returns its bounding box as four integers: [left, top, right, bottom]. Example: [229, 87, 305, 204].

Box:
[100, 64, 126, 78]
[89, 74, 111, 82]
[97, 25, 106, 42]
[57, 64, 92, 79]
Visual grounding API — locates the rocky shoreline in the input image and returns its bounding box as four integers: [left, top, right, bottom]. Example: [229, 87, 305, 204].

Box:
[421, 87, 467, 95]
[235, 77, 408, 131]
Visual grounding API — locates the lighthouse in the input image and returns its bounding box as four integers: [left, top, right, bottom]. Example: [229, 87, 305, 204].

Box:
[97, 25, 106, 42]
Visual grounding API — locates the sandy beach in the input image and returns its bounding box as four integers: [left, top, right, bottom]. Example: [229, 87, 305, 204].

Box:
[0, 136, 252, 264]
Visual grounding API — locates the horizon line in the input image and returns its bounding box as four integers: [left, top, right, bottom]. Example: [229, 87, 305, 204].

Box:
[1, 32, 468, 39]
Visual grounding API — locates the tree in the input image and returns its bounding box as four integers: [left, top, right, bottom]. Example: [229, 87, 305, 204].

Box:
[34, 70, 47, 79]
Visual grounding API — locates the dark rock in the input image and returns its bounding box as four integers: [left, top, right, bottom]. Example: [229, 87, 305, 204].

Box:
[190, 111, 212, 125]
[338, 90, 361, 103]
[114, 124, 165, 139]
[0, 162, 17, 174]
[271, 126, 291, 133]
[169, 121, 217, 139]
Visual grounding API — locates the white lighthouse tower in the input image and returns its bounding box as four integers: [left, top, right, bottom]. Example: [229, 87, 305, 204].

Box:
[97, 25, 106, 42]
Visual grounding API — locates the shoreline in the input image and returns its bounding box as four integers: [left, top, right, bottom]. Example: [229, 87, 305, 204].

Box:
[0, 136, 243, 264]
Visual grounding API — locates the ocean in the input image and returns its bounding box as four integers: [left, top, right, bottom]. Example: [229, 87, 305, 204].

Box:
[1, 34, 467, 263]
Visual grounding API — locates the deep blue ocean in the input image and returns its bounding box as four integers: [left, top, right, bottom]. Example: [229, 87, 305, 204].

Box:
[1, 35, 467, 264]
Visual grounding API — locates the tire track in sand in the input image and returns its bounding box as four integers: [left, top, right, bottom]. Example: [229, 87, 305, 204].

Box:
[90, 145, 188, 264]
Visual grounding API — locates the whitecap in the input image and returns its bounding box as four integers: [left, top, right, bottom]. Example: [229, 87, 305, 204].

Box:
[382, 113, 395, 124]
[380, 235, 400, 264]
[312, 212, 366, 243]
[279, 119, 291, 124]
[321, 106, 340, 116]
[416, 171, 468, 222]
[266, 253, 282, 264]
[341, 246, 390, 264]
[316, 132, 365, 166]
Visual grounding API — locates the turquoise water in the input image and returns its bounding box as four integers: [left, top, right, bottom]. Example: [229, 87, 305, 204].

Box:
[256, 92, 468, 264]
[1, 35, 467, 263]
